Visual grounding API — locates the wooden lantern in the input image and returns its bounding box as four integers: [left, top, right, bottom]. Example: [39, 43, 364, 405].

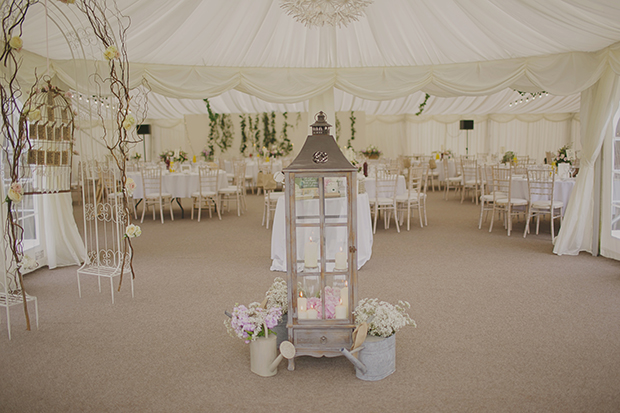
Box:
[284, 111, 358, 370]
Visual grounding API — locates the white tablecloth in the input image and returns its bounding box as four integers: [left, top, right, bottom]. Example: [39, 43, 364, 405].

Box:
[511, 177, 576, 214]
[436, 159, 458, 181]
[127, 170, 228, 199]
[270, 193, 373, 272]
[364, 175, 406, 199]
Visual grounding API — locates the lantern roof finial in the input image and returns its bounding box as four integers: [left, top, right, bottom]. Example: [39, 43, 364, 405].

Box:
[311, 111, 331, 135]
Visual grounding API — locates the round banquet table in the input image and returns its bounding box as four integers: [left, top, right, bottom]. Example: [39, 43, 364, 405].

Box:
[270, 193, 373, 272]
[510, 176, 576, 214]
[364, 175, 406, 199]
[127, 170, 229, 199]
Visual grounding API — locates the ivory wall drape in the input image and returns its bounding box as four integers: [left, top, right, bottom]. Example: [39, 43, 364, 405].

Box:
[554, 69, 620, 255]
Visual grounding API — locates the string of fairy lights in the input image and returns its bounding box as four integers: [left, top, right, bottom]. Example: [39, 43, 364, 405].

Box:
[509, 90, 549, 107]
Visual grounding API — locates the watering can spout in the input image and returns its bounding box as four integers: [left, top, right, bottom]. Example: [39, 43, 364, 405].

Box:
[340, 347, 367, 374]
[268, 341, 296, 373]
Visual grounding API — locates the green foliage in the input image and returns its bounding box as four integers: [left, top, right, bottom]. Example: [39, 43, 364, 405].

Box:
[278, 112, 293, 156]
[347, 111, 356, 148]
[239, 114, 248, 155]
[416, 93, 431, 116]
[203, 98, 234, 154]
[335, 116, 341, 142]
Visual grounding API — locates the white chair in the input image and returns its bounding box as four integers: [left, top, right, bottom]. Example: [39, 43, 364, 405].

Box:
[369, 167, 400, 233]
[219, 161, 247, 216]
[460, 157, 481, 204]
[443, 158, 462, 200]
[261, 172, 283, 229]
[523, 166, 564, 242]
[478, 164, 496, 229]
[425, 156, 441, 192]
[191, 165, 221, 221]
[396, 165, 427, 230]
[489, 165, 528, 236]
[140, 165, 174, 224]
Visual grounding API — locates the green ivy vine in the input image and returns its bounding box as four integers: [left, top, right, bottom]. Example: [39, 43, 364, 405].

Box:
[203, 98, 234, 153]
[239, 114, 248, 155]
[347, 111, 356, 148]
[335, 116, 341, 142]
[416, 93, 431, 116]
[279, 112, 293, 155]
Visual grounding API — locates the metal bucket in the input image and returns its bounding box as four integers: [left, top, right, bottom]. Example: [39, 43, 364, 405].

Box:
[272, 318, 288, 348]
[356, 334, 396, 381]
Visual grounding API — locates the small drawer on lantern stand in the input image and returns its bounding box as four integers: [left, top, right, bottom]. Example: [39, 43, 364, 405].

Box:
[294, 328, 352, 350]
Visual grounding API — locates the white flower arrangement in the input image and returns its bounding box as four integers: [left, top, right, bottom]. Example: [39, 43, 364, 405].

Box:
[125, 224, 142, 238]
[264, 277, 288, 314]
[9, 36, 22, 51]
[18, 254, 37, 271]
[104, 45, 120, 61]
[122, 113, 136, 130]
[6, 182, 23, 203]
[354, 298, 415, 338]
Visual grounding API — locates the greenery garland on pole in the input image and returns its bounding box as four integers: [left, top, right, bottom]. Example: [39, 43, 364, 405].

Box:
[239, 114, 248, 155]
[347, 111, 356, 148]
[252, 114, 261, 153]
[278, 112, 293, 155]
[335, 116, 341, 142]
[203, 98, 234, 154]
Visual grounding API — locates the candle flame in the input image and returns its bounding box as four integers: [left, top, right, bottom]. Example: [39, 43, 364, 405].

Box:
[339, 298, 342, 305]
[345, 280, 348, 287]
[299, 291, 303, 298]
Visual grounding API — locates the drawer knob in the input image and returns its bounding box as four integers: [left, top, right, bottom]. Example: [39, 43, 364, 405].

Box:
[320, 336, 327, 344]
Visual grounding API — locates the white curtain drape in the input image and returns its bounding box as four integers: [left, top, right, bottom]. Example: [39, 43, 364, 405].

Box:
[554, 68, 620, 255]
[37, 194, 87, 269]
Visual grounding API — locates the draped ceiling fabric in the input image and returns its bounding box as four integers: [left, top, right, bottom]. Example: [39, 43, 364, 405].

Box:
[10, 0, 620, 256]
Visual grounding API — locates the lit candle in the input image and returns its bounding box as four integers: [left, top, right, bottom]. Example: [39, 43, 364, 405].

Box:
[335, 299, 347, 319]
[306, 305, 318, 320]
[335, 247, 347, 270]
[304, 237, 318, 268]
[297, 292, 307, 320]
[340, 281, 348, 312]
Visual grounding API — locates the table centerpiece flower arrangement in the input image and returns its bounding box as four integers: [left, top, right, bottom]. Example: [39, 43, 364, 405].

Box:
[341, 146, 361, 172]
[353, 298, 415, 338]
[501, 150, 516, 164]
[131, 153, 141, 161]
[200, 147, 213, 162]
[552, 144, 575, 166]
[361, 145, 381, 159]
[174, 150, 188, 164]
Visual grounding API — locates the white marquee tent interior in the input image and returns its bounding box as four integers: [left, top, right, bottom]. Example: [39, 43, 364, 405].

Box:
[6, 0, 620, 265]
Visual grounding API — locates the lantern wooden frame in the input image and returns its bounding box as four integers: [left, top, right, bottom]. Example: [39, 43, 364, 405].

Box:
[285, 112, 358, 370]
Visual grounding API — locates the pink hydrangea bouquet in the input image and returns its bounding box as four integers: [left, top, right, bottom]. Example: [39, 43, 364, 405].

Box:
[225, 302, 282, 343]
[306, 286, 341, 319]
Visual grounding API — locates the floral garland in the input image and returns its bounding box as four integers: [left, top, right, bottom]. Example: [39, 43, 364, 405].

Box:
[347, 111, 356, 148]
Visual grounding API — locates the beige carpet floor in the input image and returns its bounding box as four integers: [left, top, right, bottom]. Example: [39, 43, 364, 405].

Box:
[1, 189, 620, 412]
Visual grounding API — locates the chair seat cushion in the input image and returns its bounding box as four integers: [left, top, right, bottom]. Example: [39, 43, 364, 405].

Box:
[219, 186, 240, 194]
[191, 191, 216, 198]
[146, 192, 171, 199]
[480, 194, 494, 202]
[495, 197, 528, 206]
[395, 193, 423, 202]
[531, 200, 564, 209]
[370, 197, 396, 205]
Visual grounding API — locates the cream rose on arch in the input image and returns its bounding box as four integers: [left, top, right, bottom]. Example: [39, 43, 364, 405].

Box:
[104, 45, 120, 61]
[7, 182, 23, 203]
[122, 113, 136, 130]
[125, 177, 136, 196]
[125, 224, 142, 238]
[9, 36, 23, 51]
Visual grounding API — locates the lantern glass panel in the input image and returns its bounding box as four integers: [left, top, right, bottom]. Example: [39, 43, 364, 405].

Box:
[296, 274, 349, 321]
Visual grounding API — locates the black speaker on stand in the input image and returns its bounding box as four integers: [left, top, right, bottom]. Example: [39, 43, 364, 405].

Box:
[137, 124, 151, 162]
[460, 120, 474, 155]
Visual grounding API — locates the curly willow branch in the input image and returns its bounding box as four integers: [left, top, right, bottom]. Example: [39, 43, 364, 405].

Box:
[0, 0, 38, 331]
[76, 0, 144, 291]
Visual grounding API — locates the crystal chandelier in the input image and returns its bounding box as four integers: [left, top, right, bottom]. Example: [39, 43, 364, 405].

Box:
[280, 0, 373, 28]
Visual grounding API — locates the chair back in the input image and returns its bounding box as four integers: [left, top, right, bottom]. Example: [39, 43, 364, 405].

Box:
[198, 165, 219, 196]
[491, 165, 513, 201]
[374, 166, 399, 202]
[407, 165, 425, 197]
[141, 165, 162, 198]
[526, 166, 555, 201]
[233, 161, 246, 190]
[461, 158, 478, 184]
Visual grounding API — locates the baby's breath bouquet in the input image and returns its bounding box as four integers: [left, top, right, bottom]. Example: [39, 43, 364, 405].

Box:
[225, 302, 282, 343]
[264, 277, 287, 315]
[354, 298, 415, 338]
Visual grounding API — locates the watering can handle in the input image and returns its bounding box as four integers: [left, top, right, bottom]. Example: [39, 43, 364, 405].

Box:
[224, 310, 232, 318]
